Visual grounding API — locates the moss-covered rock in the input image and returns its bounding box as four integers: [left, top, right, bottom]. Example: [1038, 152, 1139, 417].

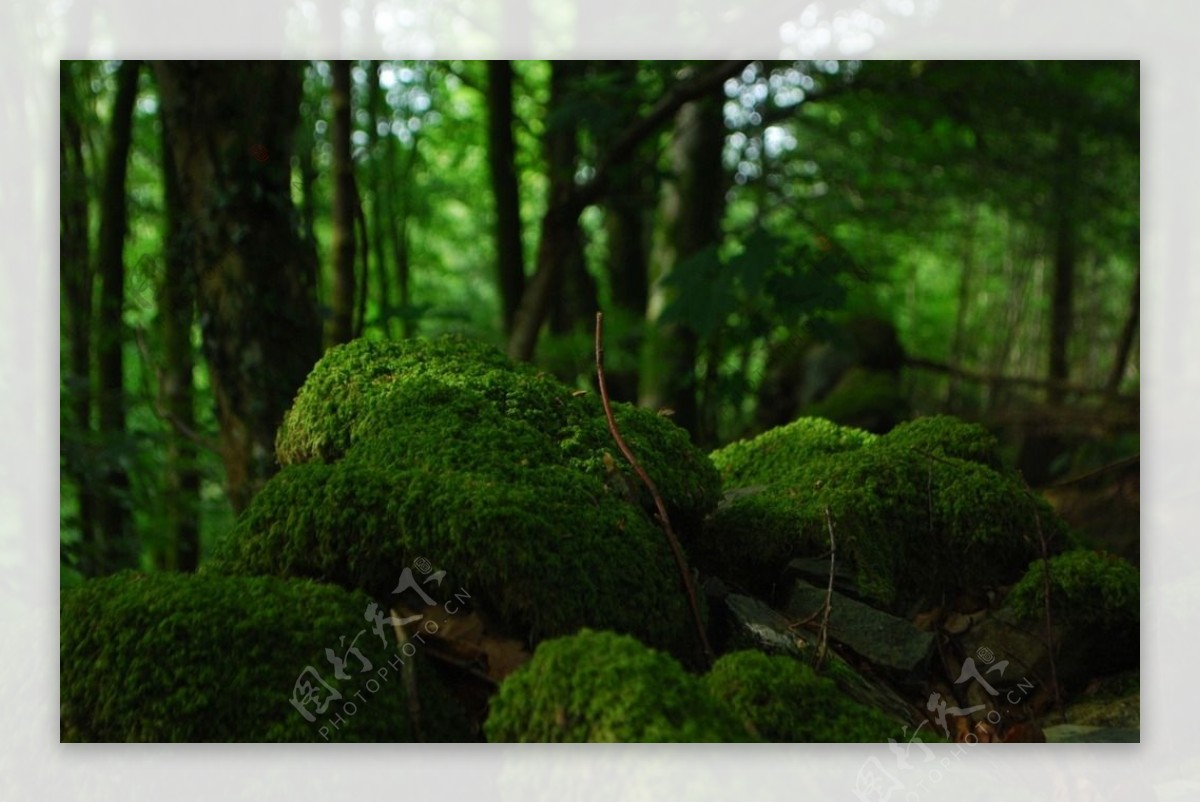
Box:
[703, 651, 902, 742]
[60, 571, 470, 742]
[213, 337, 720, 659]
[484, 629, 748, 742]
[700, 415, 1071, 611]
[1008, 548, 1139, 639]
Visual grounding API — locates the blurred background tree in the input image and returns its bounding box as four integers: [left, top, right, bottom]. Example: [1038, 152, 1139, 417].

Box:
[59, 59, 1139, 580]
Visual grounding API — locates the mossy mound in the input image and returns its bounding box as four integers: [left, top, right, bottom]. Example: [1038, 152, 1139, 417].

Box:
[701, 415, 1071, 610]
[213, 337, 719, 658]
[273, 337, 717, 530]
[1008, 548, 1139, 638]
[60, 571, 470, 742]
[703, 651, 902, 742]
[483, 629, 748, 742]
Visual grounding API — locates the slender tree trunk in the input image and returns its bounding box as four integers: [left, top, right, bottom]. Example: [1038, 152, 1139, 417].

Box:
[544, 62, 596, 336]
[948, 205, 978, 410]
[1048, 125, 1080, 404]
[366, 61, 392, 337]
[601, 61, 654, 402]
[154, 61, 322, 514]
[386, 133, 417, 339]
[1107, 262, 1139, 393]
[60, 62, 98, 569]
[641, 88, 726, 441]
[94, 59, 140, 574]
[328, 60, 356, 346]
[505, 60, 746, 362]
[157, 105, 200, 572]
[486, 60, 526, 336]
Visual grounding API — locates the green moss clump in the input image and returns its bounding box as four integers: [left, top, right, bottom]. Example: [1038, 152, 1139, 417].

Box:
[484, 629, 748, 742]
[60, 571, 470, 742]
[711, 416, 877, 489]
[700, 415, 1070, 610]
[1007, 548, 1139, 637]
[883, 415, 1004, 471]
[704, 651, 901, 742]
[214, 337, 720, 659]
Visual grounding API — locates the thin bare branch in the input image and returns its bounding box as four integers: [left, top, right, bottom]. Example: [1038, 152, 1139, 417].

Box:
[595, 311, 714, 667]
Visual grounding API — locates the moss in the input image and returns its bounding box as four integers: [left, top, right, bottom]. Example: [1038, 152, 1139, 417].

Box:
[699, 415, 1071, 610]
[214, 337, 720, 660]
[1007, 548, 1139, 637]
[703, 651, 901, 742]
[484, 629, 748, 742]
[274, 337, 718, 534]
[883, 415, 1004, 471]
[60, 571, 470, 742]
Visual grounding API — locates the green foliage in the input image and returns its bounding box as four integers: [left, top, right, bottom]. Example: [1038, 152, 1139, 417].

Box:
[60, 571, 469, 742]
[484, 630, 748, 742]
[1007, 548, 1139, 636]
[703, 651, 900, 742]
[216, 337, 720, 657]
[700, 415, 1071, 609]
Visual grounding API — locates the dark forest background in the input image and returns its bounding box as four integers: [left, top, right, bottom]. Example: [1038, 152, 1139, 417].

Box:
[58, 59, 1139, 581]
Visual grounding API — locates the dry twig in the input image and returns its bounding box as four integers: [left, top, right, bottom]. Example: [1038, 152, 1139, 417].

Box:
[390, 608, 425, 743]
[594, 312, 713, 667]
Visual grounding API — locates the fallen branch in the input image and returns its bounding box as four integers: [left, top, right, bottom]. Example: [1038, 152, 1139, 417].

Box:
[1030, 508, 1064, 723]
[594, 312, 714, 667]
[390, 608, 425, 743]
[815, 507, 837, 671]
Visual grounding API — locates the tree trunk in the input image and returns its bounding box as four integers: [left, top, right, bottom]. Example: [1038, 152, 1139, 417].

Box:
[154, 61, 322, 514]
[544, 62, 596, 336]
[486, 60, 526, 336]
[94, 58, 140, 574]
[59, 62, 98, 568]
[1107, 261, 1139, 394]
[505, 60, 746, 363]
[154, 100, 201, 572]
[366, 61, 391, 337]
[602, 61, 654, 402]
[641, 88, 726, 441]
[328, 60, 357, 346]
[1048, 124, 1080, 404]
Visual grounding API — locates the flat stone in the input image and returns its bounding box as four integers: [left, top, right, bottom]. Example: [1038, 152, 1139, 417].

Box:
[783, 579, 936, 679]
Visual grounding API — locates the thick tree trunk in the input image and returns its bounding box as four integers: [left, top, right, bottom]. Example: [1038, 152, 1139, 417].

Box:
[94, 59, 140, 574]
[154, 61, 322, 514]
[59, 63, 98, 567]
[157, 103, 201, 572]
[486, 60, 526, 336]
[641, 90, 726, 441]
[328, 60, 356, 346]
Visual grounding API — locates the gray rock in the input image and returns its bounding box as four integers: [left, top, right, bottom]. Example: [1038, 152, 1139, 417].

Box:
[783, 579, 936, 680]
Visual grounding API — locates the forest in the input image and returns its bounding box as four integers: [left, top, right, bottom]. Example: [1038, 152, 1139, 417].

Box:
[59, 60, 1139, 745]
